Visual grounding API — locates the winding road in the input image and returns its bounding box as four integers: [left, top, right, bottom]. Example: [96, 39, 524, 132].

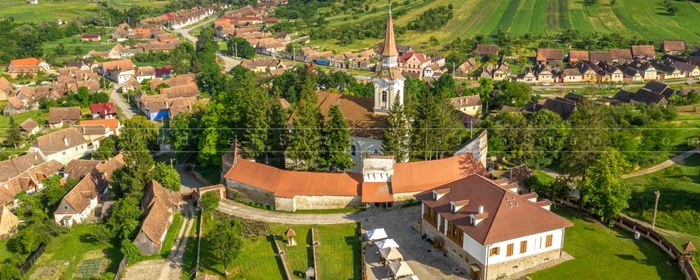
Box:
[109, 88, 137, 119]
[174, 17, 241, 72]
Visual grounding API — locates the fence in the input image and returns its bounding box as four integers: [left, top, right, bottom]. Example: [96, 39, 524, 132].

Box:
[359, 222, 366, 279]
[310, 228, 319, 280]
[194, 209, 204, 277]
[19, 243, 45, 275]
[272, 234, 293, 280]
[560, 200, 699, 280]
[114, 258, 127, 280]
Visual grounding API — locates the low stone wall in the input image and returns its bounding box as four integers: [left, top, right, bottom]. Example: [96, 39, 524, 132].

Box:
[274, 197, 295, 212]
[272, 235, 292, 280]
[392, 191, 420, 204]
[486, 249, 561, 280]
[294, 195, 361, 210]
[225, 179, 275, 206]
[311, 228, 319, 280]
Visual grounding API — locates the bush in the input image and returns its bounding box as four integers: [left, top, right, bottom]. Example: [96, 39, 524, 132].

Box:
[120, 240, 142, 263]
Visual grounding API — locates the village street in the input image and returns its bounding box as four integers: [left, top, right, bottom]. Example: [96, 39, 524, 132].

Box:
[174, 17, 241, 72]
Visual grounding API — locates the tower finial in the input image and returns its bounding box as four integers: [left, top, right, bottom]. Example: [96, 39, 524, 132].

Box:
[388, 0, 391, 14]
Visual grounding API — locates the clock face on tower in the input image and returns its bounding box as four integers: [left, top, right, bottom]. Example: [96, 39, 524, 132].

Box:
[381, 80, 387, 87]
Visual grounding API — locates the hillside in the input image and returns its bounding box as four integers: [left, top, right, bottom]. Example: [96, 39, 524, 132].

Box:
[299, 0, 700, 52]
[0, 0, 170, 22]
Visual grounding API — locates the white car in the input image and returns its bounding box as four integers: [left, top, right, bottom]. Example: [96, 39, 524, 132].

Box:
[686, 80, 694, 85]
[541, 82, 551, 86]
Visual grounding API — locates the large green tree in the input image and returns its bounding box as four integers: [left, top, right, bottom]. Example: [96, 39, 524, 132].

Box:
[524, 109, 567, 168]
[153, 162, 181, 192]
[382, 98, 411, 162]
[322, 104, 354, 171]
[411, 90, 464, 160]
[208, 220, 243, 276]
[287, 78, 324, 170]
[241, 78, 270, 160]
[267, 92, 289, 161]
[560, 99, 610, 178]
[107, 195, 143, 241]
[96, 136, 117, 160]
[578, 149, 631, 223]
[6, 116, 23, 148]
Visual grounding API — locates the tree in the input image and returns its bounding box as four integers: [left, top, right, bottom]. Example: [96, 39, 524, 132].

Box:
[241, 80, 270, 160]
[208, 220, 243, 276]
[560, 99, 610, 178]
[42, 175, 77, 209]
[578, 149, 631, 223]
[411, 90, 464, 160]
[287, 76, 324, 170]
[322, 104, 354, 171]
[200, 191, 219, 213]
[96, 136, 117, 160]
[120, 239, 142, 263]
[228, 37, 255, 59]
[152, 162, 181, 192]
[490, 111, 530, 162]
[524, 109, 567, 168]
[74, 46, 84, 56]
[92, 224, 113, 247]
[6, 116, 23, 148]
[54, 43, 67, 56]
[382, 98, 411, 162]
[267, 93, 289, 161]
[0, 264, 21, 280]
[107, 195, 143, 241]
[112, 116, 156, 198]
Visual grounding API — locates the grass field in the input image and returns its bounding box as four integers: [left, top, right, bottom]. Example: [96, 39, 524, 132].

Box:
[0, 0, 170, 22]
[301, 0, 700, 53]
[26, 224, 122, 279]
[199, 213, 360, 279]
[529, 207, 684, 280]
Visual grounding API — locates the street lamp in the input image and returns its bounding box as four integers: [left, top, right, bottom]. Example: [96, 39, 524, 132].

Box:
[652, 190, 660, 230]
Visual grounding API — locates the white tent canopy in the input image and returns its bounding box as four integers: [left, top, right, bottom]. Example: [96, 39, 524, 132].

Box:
[379, 247, 403, 261]
[365, 228, 388, 241]
[389, 261, 414, 278]
[376, 238, 400, 249]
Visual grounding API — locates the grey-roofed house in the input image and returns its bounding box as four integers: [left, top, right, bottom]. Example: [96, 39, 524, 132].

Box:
[48, 107, 82, 128]
[29, 128, 89, 164]
[19, 118, 41, 136]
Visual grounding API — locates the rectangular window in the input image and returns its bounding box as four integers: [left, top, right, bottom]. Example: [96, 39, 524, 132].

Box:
[546, 235, 553, 247]
[506, 244, 514, 257]
[489, 247, 500, 257]
[520, 240, 527, 254]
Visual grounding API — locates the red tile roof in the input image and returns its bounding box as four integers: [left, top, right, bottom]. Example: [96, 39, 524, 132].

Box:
[89, 103, 118, 118]
[416, 175, 573, 245]
[10, 57, 43, 67]
[392, 153, 487, 194]
[79, 119, 120, 132]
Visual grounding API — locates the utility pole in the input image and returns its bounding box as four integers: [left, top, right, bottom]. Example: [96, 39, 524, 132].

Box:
[652, 190, 660, 230]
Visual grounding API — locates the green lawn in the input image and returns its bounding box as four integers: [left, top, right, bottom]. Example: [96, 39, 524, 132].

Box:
[43, 34, 115, 64]
[25, 224, 122, 279]
[181, 211, 201, 280]
[529, 207, 684, 280]
[0, 0, 170, 22]
[159, 213, 184, 257]
[198, 212, 360, 280]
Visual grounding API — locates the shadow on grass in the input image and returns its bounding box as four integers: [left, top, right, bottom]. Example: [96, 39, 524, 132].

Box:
[267, 235, 288, 278]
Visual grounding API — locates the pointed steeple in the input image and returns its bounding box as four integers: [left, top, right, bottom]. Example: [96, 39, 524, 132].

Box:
[381, 0, 398, 57]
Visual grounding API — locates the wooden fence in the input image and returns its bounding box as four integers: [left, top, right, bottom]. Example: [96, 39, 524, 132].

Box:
[561, 200, 699, 280]
[114, 258, 127, 280]
[272, 234, 293, 280]
[310, 228, 319, 280]
[19, 243, 45, 276]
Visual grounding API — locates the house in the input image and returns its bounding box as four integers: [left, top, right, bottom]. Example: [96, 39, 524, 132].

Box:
[663, 41, 685, 55]
[0, 157, 61, 207]
[576, 61, 599, 82]
[599, 62, 624, 82]
[73, 124, 114, 142]
[568, 50, 589, 64]
[27, 0, 38, 4]
[630, 90, 668, 106]
[53, 173, 104, 227]
[670, 61, 700, 78]
[141, 180, 182, 211]
[491, 63, 510, 81]
[133, 198, 173, 255]
[63, 159, 101, 179]
[613, 90, 635, 103]
[610, 48, 633, 63]
[541, 97, 578, 120]
[0, 205, 19, 239]
[398, 52, 431, 75]
[499, 164, 534, 194]
[0, 77, 13, 100]
[121, 77, 141, 92]
[626, 61, 657, 81]
[416, 175, 573, 280]
[29, 128, 89, 164]
[561, 68, 583, 83]
[135, 66, 156, 83]
[7, 58, 50, 78]
[241, 58, 286, 73]
[99, 59, 135, 84]
[19, 118, 41, 136]
[517, 70, 537, 84]
[621, 67, 644, 82]
[450, 95, 482, 117]
[155, 66, 173, 78]
[589, 51, 612, 64]
[112, 23, 131, 39]
[90, 103, 118, 119]
[631, 45, 656, 59]
[535, 64, 554, 83]
[476, 45, 499, 60]
[3, 96, 32, 116]
[79, 119, 122, 136]
[81, 34, 101, 42]
[652, 61, 685, 80]
[48, 107, 82, 128]
[536, 49, 564, 65]
[456, 58, 477, 76]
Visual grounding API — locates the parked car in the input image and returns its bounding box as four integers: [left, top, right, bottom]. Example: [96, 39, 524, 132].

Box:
[541, 82, 551, 86]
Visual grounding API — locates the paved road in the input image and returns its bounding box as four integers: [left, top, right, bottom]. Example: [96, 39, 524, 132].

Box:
[532, 78, 696, 90]
[174, 17, 241, 72]
[176, 165, 209, 194]
[109, 88, 137, 119]
[218, 199, 416, 224]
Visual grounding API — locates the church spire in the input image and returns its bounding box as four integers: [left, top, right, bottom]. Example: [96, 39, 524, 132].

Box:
[381, 0, 398, 57]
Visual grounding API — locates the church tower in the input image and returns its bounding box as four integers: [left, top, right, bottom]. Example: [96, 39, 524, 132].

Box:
[372, 0, 404, 114]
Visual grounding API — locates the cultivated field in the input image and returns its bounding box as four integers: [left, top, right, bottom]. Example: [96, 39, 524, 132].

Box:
[0, 0, 170, 22]
[308, 0, 700, 52]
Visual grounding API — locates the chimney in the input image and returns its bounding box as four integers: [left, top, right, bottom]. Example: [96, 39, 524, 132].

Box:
[64, 136, 69, 146]
[478, 205, 484, 214]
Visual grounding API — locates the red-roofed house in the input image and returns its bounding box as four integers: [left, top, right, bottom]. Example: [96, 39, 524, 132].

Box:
[398, 52, 431, 76]
[416, 175, 573, 279]
[90, 103, 118, 119]
[81, 34, 101, 42]
[7, 58, 51, 78]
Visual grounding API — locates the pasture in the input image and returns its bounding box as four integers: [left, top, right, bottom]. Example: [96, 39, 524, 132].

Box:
[0, 0, 169, 22]
[303, 0, 700, 52]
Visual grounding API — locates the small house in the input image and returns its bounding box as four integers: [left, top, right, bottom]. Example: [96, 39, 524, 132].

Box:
[663, 41, 685, 55]
[81, 34, 101, 42]
[19, 118, 41, 136]
[48, 106, 82, 128]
